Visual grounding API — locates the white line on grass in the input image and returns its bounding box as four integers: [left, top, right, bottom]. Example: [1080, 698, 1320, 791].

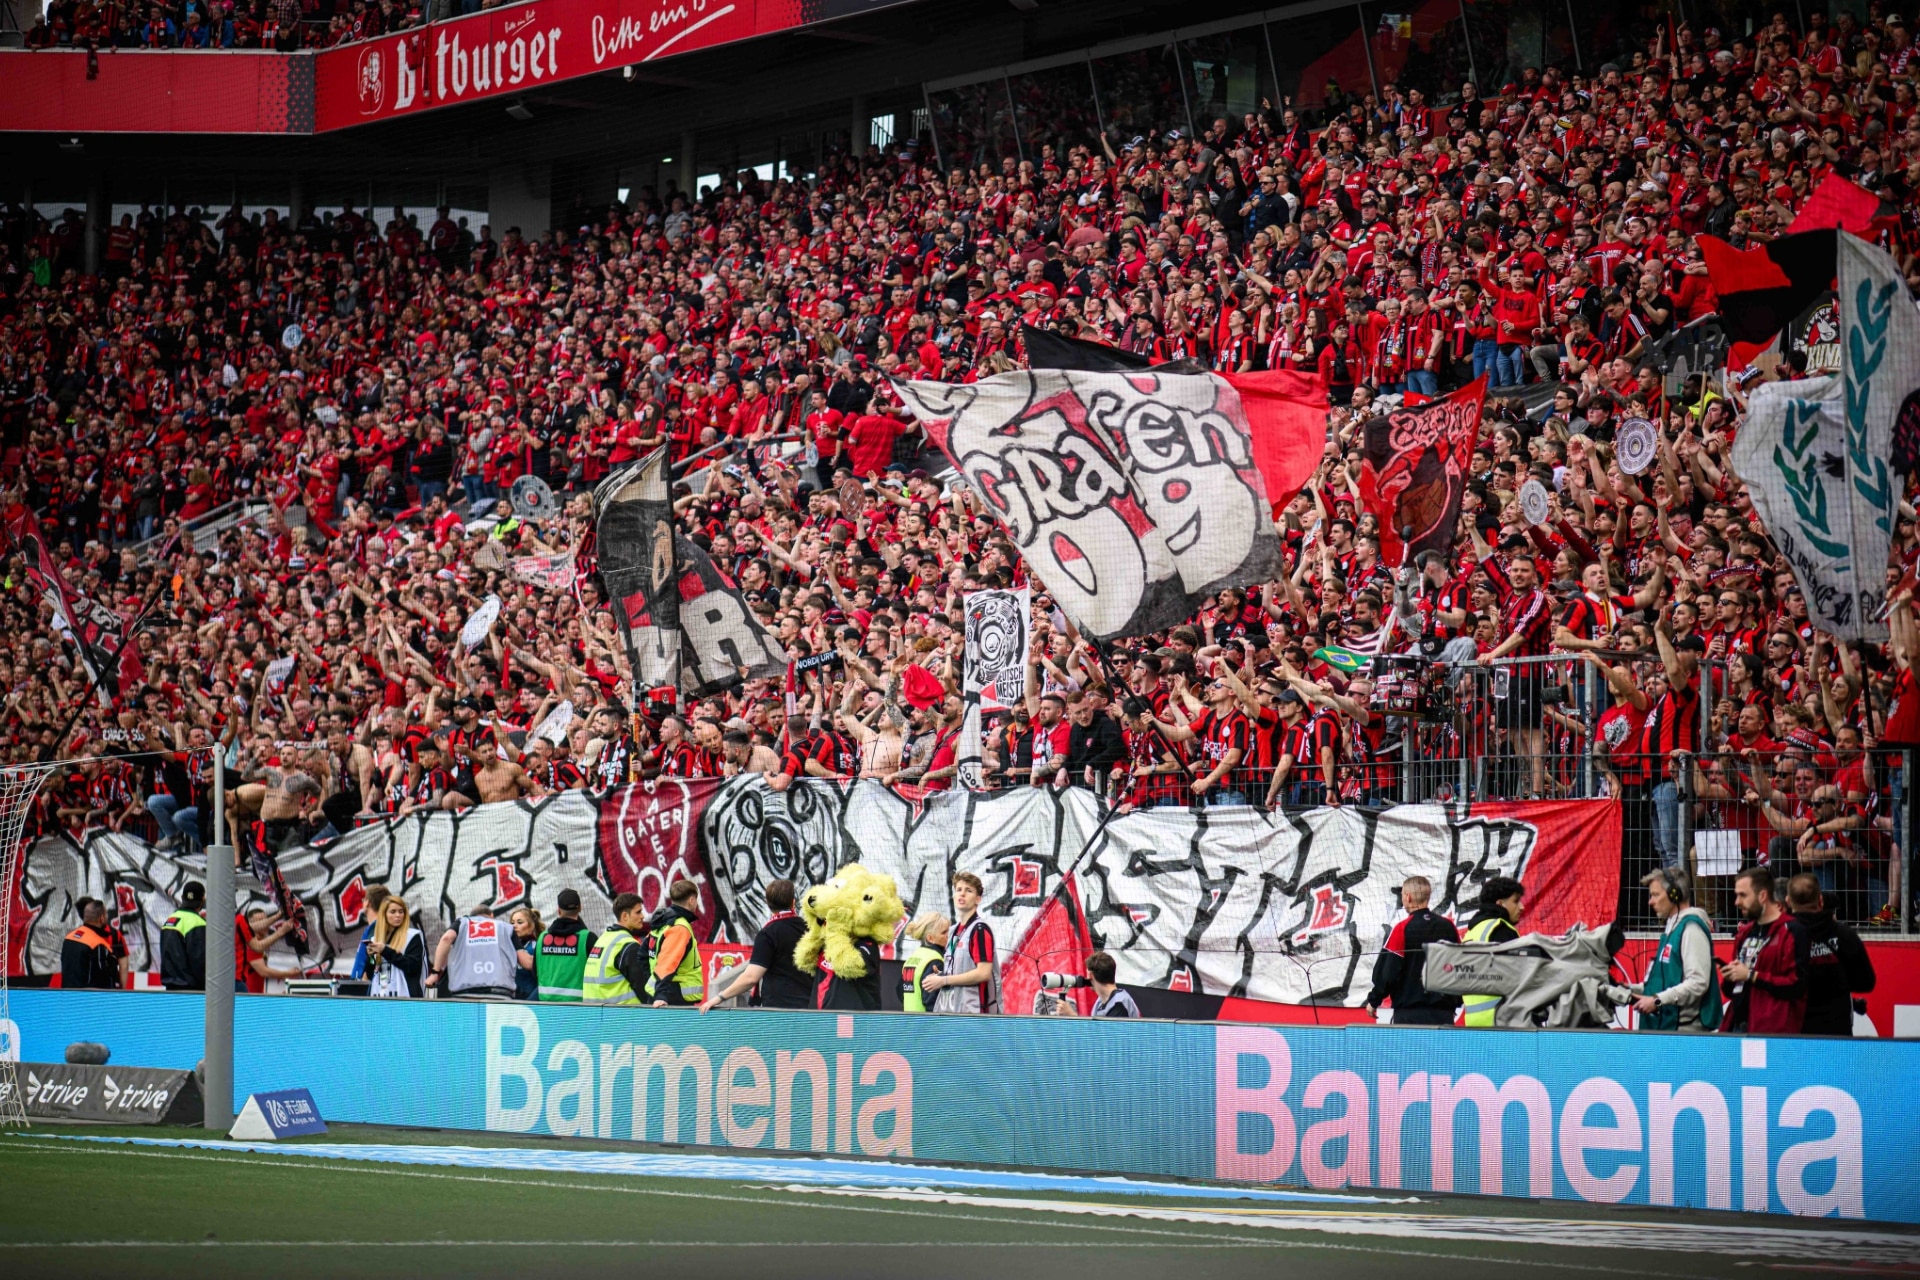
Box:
[774, 1184, 1920, 1269]
[0, 1139, 1687, 1276]
[0, 1241, 1281, 1250]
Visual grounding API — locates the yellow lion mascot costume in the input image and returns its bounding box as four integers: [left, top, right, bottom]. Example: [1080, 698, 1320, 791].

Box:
[793, 863, 906, 979]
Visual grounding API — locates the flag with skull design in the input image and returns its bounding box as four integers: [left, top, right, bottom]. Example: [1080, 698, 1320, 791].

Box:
[895, 369, 1317, 642]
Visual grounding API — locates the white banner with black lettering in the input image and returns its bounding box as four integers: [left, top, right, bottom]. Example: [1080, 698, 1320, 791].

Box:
[11, 786, 1614, 1016]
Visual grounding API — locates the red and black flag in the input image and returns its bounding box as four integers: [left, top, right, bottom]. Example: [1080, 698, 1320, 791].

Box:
[4, 511, 142, 704]
[1699, 228, 1838, 345]
[1360, 377, 1488, 568]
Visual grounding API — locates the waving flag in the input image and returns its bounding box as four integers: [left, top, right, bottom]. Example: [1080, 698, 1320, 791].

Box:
[1699, 229, 1837, 344]
[896, 368, 1304, 641]
[1360, 377, 1487, 568]
[5, 512, 141, 704]
[595, 449, 680, 694]
[1731, 375, 1884, 640]
[959, 587, 1031, 790]
[1789, 173, 1884, 236]
[1835, 231, 1915, 631]
[1313, 645, 1372, 675]
[594, 448, 787, 698]
[1018, 324, 1328, 514]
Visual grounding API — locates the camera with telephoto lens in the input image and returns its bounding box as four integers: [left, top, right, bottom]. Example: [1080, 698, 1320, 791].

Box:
[1033, 972, 1091, 1015]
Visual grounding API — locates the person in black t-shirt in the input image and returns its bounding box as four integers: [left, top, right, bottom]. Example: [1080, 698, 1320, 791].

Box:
[817, 934, 884, 1011]
[699, 878, 814, 1010]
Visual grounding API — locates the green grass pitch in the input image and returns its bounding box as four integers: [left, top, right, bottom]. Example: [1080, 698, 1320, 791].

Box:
[0, 1123, 1914, 1278]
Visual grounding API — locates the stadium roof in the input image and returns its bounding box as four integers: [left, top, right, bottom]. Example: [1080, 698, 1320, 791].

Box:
[2, 0, 1284, 206]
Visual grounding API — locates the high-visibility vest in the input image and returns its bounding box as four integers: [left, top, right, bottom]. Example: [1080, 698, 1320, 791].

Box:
[645, 917, 704, 1002]
[900, 944, 944, 1013]
[1461, 915, 1507, 1026]
[535, 927, 592, 1002]
[163, 909, 206, 938]
[581, 928, 641, 1006]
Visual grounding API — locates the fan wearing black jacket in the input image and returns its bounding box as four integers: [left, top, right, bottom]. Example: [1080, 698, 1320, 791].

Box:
[1787, 874, 1876, 1036]
[1365, 875, 1462, 1025]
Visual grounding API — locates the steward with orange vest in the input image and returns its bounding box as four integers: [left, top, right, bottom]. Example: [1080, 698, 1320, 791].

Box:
[61, 902, 120, 989]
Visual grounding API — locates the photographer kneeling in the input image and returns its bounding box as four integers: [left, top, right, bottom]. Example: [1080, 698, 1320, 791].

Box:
[1053, 951, 1140, 1018]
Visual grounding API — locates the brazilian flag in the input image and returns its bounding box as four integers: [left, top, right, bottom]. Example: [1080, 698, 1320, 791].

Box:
[1313, 646, 1371, 675]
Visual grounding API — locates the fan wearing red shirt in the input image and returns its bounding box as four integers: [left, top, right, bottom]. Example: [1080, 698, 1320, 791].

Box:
[1152, 677, 1252, 806]
[1477, 535, 1553, 797]
[1484, 263, 1544, 389]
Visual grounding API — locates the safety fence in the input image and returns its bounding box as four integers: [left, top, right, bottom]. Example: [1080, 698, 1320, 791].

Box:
[10, 990, 1920, 1223]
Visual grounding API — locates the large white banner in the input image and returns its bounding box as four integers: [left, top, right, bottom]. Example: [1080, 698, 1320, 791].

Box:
[958, 588, 1029, 790]
[13, 784, 1616, 1011]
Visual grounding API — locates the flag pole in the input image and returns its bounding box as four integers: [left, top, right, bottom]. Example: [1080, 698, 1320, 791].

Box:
[1088, 637, 1197, 784]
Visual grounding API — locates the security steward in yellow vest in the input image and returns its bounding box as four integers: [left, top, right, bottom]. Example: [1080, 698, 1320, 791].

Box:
[643, 878, 705, 1007]
[900, 912, 950, 1013]
[581, 894, 654, 1006]
[1460, 875, 1525, 1026]
[160, 881, 209, 991]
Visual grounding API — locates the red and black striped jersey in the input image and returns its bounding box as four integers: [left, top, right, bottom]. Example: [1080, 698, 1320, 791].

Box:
[660, 741, 720, 779]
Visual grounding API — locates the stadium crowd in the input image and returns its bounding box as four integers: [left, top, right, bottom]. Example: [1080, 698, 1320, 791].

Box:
[4, 8, 1920, 936]
[23, 0, 446, 51]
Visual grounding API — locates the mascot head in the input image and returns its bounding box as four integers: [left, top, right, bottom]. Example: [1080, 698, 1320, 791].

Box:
[792, 863, 906, 980]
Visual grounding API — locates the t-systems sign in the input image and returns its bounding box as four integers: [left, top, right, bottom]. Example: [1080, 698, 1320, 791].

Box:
[313, 0, 919, 131]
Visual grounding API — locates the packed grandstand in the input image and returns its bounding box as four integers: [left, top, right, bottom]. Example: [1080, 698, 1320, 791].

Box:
[4, 0, 1919, 991]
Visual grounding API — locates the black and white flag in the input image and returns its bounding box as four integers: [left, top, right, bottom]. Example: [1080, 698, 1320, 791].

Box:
[894, 370, 1285, 641]
[594, 449, 680, 693]
[958, 588, 1030, 790]
[594, 448, 789, 697]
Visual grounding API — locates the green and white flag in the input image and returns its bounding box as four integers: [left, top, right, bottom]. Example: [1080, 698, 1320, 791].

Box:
[1837, 232, 1914, 637]
[1734, 376, 1882, 639]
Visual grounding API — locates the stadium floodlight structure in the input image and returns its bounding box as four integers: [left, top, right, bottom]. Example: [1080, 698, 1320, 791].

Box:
[0, 762, 60, 1127]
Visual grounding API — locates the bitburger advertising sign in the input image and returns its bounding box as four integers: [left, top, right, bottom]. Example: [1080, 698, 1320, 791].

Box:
[313, 0, 920, 131]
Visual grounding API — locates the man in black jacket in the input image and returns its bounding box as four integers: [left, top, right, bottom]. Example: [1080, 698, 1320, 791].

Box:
[160, 881, 209, 991]
[1066, 690, 1126, 787]
[700, 878, 813, 1011]
[61, 899, 121, 990]
[1787, 873, 1876, 1036]
[1365, 875, 1461, 1024]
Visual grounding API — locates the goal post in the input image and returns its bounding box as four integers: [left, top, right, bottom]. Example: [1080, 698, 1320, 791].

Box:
[0, 763, 60, 1128]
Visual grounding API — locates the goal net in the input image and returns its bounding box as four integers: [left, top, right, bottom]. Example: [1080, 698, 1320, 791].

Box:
[0, 762, 58, 1127]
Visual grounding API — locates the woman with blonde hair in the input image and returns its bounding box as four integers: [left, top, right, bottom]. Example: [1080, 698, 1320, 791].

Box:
[367, 895, 424, 998]
[899, 912, 949, 1013]
[509, 906, 543, 1000]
